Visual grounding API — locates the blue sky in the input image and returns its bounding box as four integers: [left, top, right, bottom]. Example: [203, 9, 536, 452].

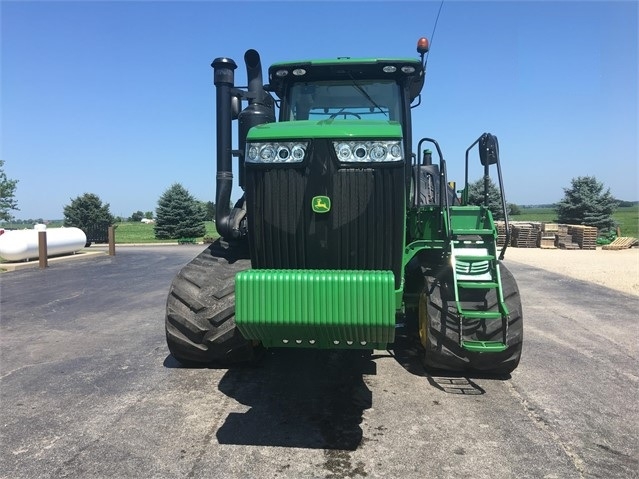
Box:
[1, 0, 637, 221]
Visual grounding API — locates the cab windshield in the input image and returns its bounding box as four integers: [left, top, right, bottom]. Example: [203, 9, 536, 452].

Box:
[284, 79, 401, 122]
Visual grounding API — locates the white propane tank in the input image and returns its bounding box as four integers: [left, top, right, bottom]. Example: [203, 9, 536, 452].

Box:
[0, 227, 87, 262]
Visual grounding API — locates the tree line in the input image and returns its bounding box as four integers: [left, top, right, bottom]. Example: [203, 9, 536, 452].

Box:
[60, 185, 215, 240]
[466, 176, 619, 234]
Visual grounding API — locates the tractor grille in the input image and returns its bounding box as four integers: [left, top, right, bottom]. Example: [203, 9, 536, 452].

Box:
[245, 139, 405, 288]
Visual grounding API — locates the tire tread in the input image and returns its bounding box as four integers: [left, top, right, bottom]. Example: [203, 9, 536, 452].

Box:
[423, 263, 523, 374]
[165, 239, 255, 365]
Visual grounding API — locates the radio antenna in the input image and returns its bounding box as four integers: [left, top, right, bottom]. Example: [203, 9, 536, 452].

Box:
[425, 0, 445, 66]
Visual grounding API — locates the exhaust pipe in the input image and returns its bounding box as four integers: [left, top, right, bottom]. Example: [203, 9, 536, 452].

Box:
[211, 57, 238, 240]
[212, 50, 274, 239]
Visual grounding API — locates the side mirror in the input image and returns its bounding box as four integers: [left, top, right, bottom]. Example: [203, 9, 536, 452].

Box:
[231, 94, 242, 120]
[479, 133, 499, 166]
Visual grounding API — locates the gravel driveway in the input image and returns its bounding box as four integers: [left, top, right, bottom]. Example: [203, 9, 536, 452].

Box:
[503, 246, 639, 296]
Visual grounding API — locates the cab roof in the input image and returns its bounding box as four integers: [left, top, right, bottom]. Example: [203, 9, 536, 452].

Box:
[267, 57, 425, 101]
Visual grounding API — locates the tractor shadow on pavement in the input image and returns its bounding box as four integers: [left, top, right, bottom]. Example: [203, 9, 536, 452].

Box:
[391, 330, 509, 395]
[215, 349, 375, 450]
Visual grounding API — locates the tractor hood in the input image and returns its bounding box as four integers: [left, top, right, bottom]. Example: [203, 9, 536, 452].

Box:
[246, 120, 403, 141]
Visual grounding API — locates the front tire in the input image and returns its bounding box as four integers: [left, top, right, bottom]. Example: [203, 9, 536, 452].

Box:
[420, 263, 523, 375]
[165, 239, 257, 365]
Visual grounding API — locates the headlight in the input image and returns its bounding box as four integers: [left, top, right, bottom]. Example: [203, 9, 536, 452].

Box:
[369, 144, 387, 161]
[332, 140, 403, 163]
[390, 143, 402, 158]
[246, 141, 308, 163]
[260, 146, 276, 161]
[336, 143, 352, 161]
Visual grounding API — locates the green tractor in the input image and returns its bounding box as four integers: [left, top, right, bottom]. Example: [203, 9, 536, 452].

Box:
[165, 38, 523, 374]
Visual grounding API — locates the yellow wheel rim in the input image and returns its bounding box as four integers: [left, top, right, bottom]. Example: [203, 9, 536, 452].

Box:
[418, 291, 429, 348]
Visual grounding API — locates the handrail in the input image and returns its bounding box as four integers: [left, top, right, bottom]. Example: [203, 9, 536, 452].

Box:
[464, 137, 480, 205]
[440, 158, 451, 240]
[416, 137, 451, 240]
[464, 133, 510, 259]
[494, 147, 510, 260]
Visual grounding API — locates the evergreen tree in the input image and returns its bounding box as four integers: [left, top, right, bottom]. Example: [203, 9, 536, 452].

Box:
[63, 193, 115, 230]
[0, 160, 19, 221]
[509, 203, 522, 216]
[466, 177, 509, 220]
[203, 201, 216, 221]
[130, 210, 144, 222]
[154, 183, 206, 239]
[556, 176, 617, 233]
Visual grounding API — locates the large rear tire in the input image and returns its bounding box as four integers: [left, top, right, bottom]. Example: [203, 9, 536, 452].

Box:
[419, 263, 523, 375]
[165, 239, 258, 366]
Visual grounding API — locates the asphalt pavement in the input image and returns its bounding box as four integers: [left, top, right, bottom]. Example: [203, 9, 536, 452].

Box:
[1, 245, 637, 478]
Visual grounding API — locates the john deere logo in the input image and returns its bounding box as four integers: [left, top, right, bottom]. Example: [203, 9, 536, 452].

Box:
[312, 196, 331, 213]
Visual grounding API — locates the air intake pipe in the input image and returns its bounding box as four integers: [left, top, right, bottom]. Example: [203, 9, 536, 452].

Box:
[211, 57, 238, 240]
[244, 49, 266, 104]
[212, 51, 274, 240]
[238, 50, 275, 188]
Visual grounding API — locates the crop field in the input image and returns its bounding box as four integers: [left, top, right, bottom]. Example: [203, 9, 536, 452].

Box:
[612, 207, 639, 238]
[513, 206, 638, 238]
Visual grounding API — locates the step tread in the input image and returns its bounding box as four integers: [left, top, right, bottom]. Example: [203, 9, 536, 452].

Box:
[459, 309, 503, 319]
[457, 281, 499, 289]
[461, 340, 508, 353]
[455, 255, 495, 261]
[452, 228, 495, 236]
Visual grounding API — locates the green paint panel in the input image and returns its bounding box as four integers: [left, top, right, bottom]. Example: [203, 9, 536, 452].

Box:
[235, 269, 395, 349]
[449, 206, 497, 239]
[406, 206, 444, 243]
[247, 119, 402, 141]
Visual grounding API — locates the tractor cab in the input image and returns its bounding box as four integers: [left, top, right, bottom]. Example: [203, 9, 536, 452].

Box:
[268, 57, 424, 124]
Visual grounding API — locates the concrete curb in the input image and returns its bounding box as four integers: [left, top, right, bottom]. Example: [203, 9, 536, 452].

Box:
[0, 250, 108, 272]
[1, 243, 208, 273]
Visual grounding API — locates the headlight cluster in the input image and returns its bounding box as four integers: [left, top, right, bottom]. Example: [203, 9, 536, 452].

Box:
[332, 140, 403, 163]
[246, 141, 308, 163]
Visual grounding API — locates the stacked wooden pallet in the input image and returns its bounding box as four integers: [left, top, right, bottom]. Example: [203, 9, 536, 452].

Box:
[557, 234, 580, 249]
[495, 221, 508, 247]
[510, 222, 541, 248]
[602, 237, 638, 250]
[550, 224, 579, 249]
[539, 223, 558, 249]
[567, 225, 598, 250]
[489, 221, 610, 250]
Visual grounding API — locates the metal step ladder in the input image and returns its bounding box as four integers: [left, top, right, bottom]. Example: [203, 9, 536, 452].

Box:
[448, 207, 509, 353]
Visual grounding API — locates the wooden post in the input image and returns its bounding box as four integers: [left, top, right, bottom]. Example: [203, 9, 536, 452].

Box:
[108, 226, 116, 256]
[38, 231, 48, 269]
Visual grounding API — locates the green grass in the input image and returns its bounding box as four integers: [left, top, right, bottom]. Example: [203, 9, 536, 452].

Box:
[511, 208, 558, 223]
[113, 221, 218, 244]
[0, 220, 64, 229]
[613, 207, 639, 238]
[0, 221, 219, 244]
[511, 206, 638, 238]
